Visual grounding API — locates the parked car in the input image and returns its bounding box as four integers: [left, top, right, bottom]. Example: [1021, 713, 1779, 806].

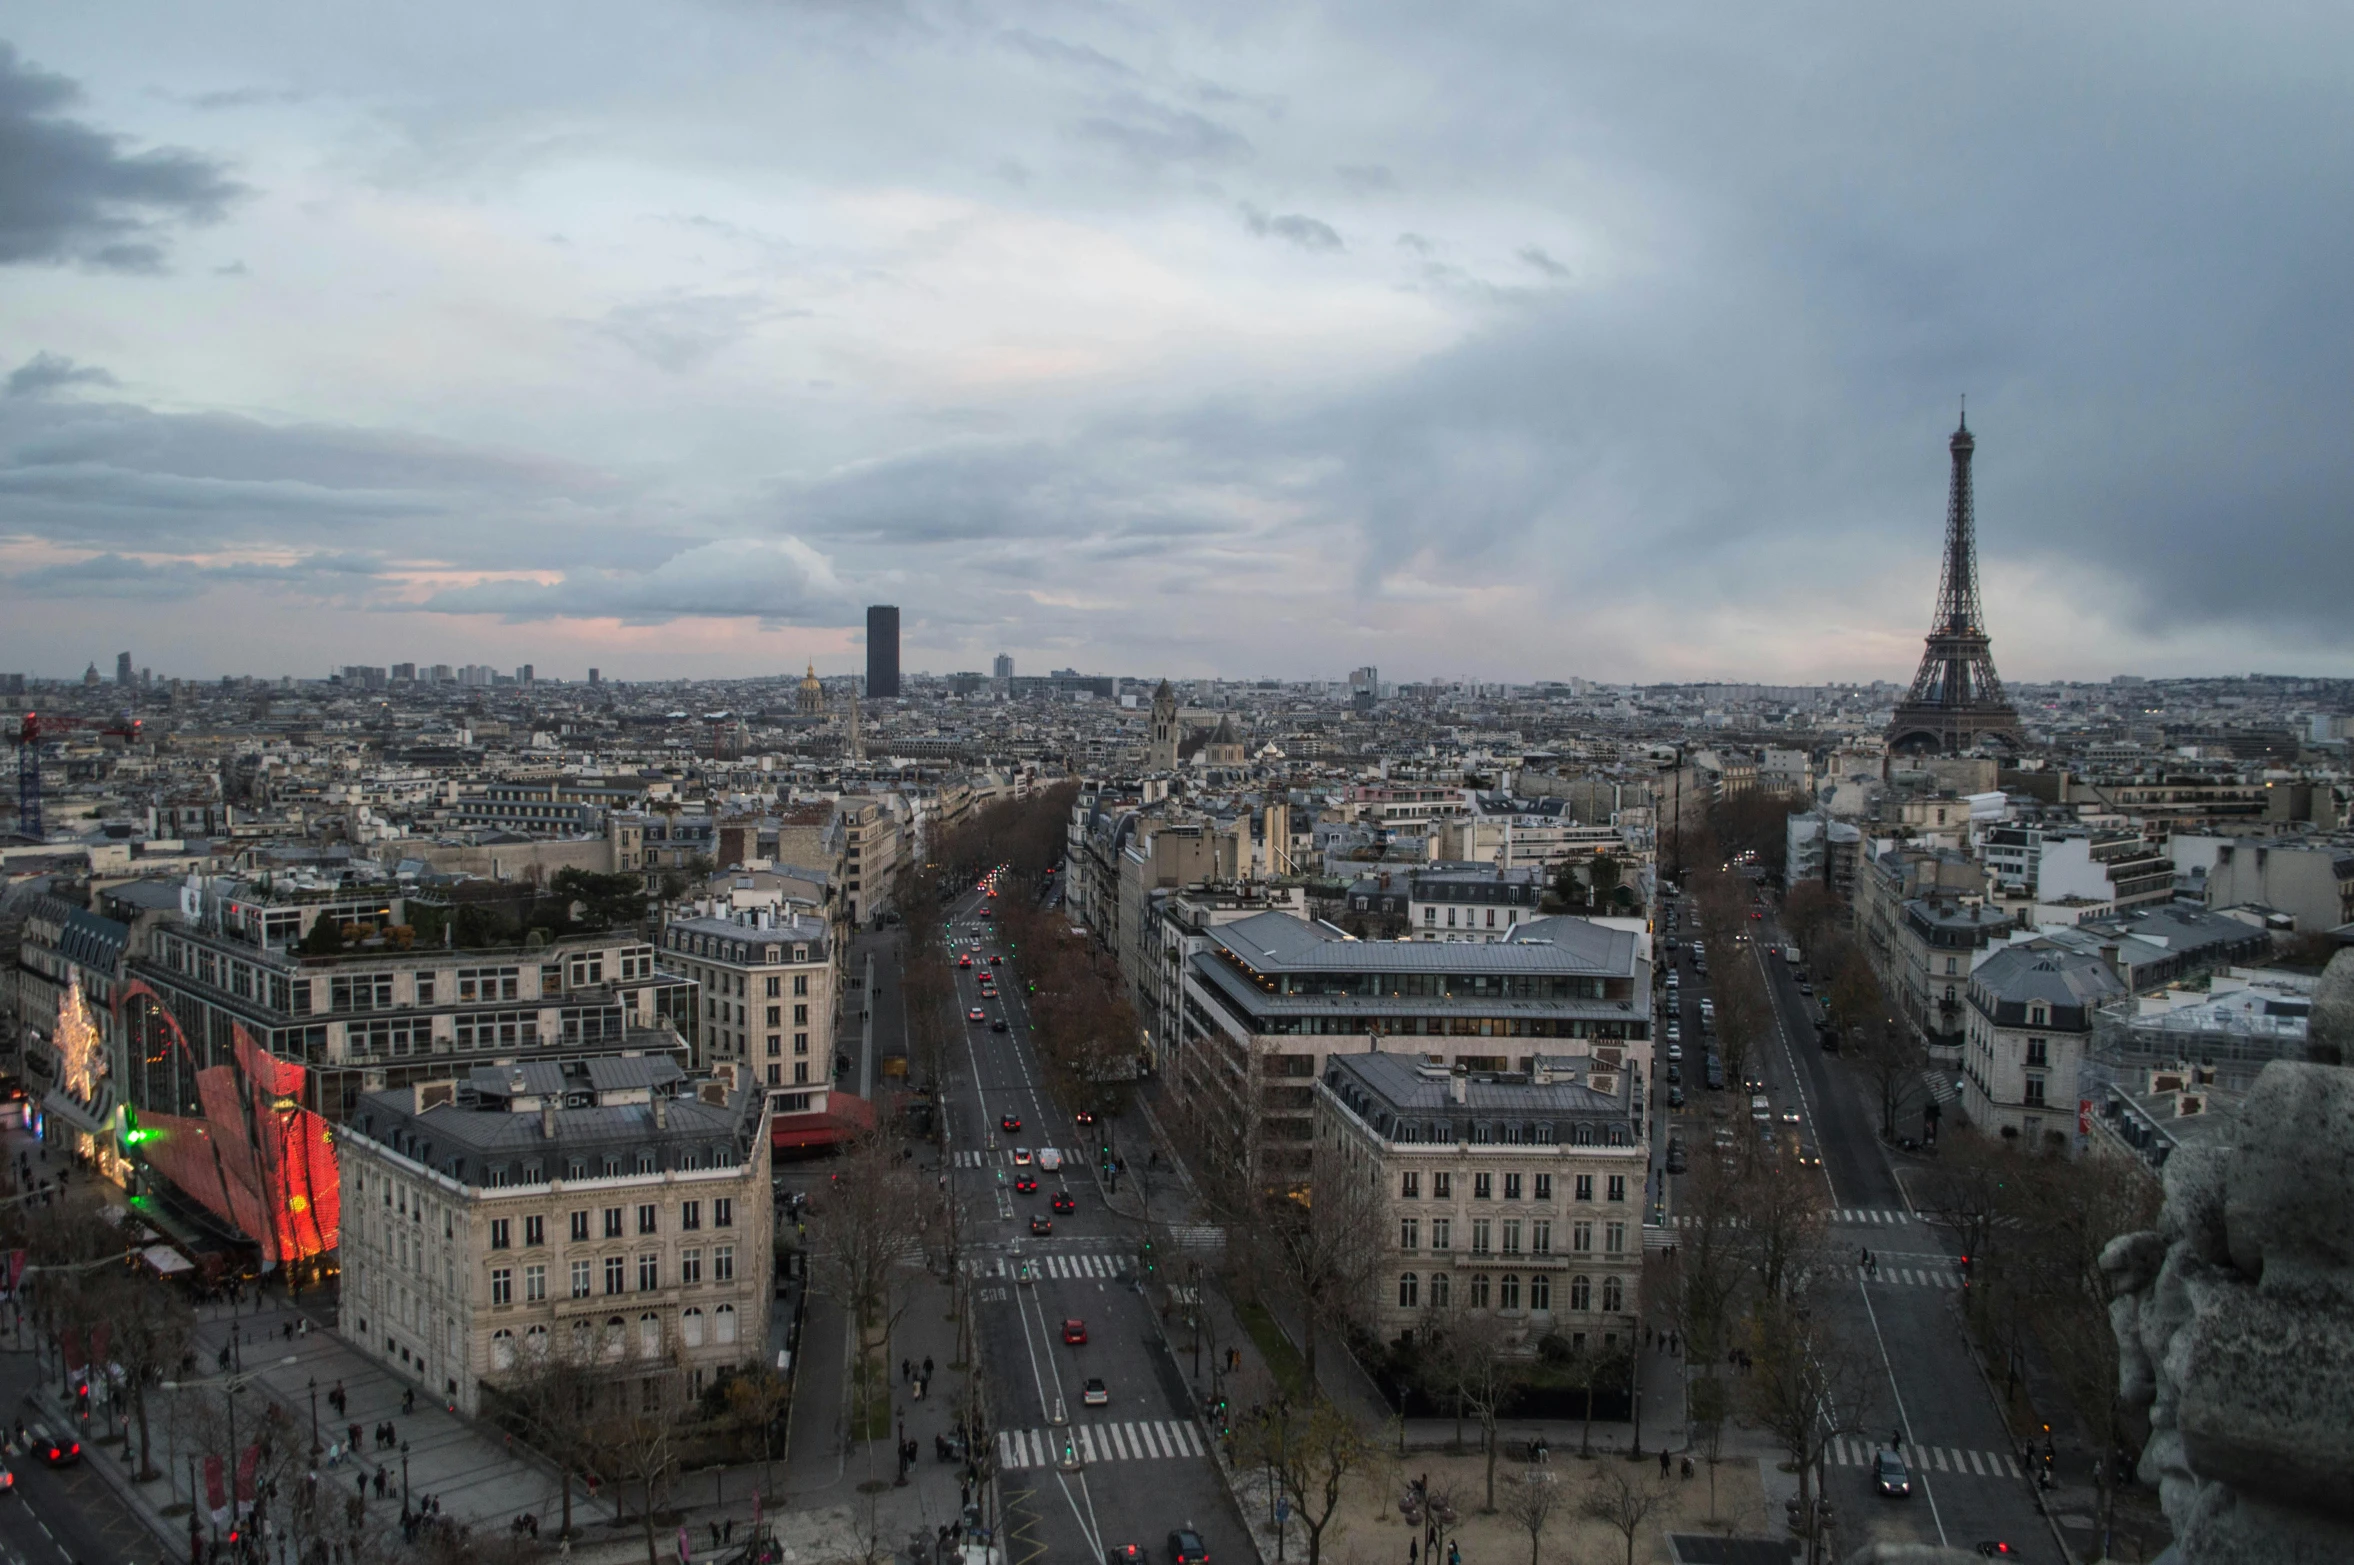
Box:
[1667, 1086, 1686, 1109]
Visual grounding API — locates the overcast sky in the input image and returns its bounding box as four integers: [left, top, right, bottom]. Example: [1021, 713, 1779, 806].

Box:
[2, 3, 2349, 686]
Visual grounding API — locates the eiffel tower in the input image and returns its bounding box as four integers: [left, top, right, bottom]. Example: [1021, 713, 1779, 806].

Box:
[1887, 410, 2020, 754]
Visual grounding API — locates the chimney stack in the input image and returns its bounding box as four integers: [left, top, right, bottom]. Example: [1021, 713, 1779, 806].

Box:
[541, 1101, 557, 1139]
[654, 1096, 669, 1131]
[1449, 1067, 1468, 1105]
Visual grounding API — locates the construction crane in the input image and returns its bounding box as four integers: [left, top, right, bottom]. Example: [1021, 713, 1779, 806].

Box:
[11, 710, 140, 839]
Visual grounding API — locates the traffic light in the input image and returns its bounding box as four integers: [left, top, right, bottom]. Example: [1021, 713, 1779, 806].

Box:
[1139, 1237, 1156, 1277]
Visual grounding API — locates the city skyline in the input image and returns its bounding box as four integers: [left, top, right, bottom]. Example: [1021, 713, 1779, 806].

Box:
[4, 7, 2352, 684]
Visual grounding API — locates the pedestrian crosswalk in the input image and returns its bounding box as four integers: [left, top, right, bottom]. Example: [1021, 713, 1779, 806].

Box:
[1829, 1208, 1914, 1226]
[1167, 1224, 1225, 1251]
[998, 1419, 1208, 1470]
[1857, 1265, 1963, 1289]
[953, 1147, 1087, 1169]
[1828, 1438, 2020, 1479]
[962, 1252, 1132, 1280]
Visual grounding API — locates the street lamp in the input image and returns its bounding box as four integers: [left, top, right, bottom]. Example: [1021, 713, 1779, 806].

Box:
[307, 1376, 319, 1459]
[159, 1357, 298, 1544]
[400, 1439, 411, 1509]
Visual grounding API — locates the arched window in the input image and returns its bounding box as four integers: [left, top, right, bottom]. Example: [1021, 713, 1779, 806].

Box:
[491, 1328, 515, 1370]
[603, 1316, 626, 1359]
[1570, 1275, 1592, 1312]
[1529, 1274, 1551, 1312]
[639, 1313, 662, 1358]
[682, 1307, 705, 1347]
[1429, 1272, 1451, 1308]
[523, 1324, 549, 1364]
[570, 1320, 594, 1361]
[1398, 1273, 1419, 1309]
[1602, 1275, 1624, 1313]
[715, 1303, 738, 1344]
[1497, 1274, 1521, 1311]
[1469, 1274, 1490, 1309]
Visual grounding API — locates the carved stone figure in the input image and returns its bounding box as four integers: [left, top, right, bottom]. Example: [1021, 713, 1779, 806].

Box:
[2100, 1059, 2354, 1564]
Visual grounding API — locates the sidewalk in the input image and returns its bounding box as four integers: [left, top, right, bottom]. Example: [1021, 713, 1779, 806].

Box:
[773, 1134, 983, 1565]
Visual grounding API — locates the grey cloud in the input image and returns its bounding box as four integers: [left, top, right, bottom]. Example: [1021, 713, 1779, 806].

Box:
[419, 538, 847, 626]
[995, 29, 1135, 79]
[6, 352, 118, 398]
[1394, 232, 1434, 255]
[183, 85, 306, 111]
[1076, 94, 1252, 168]
[0, 43, 242, 270]
[1240, 204, 1341, 252]
[1517, 246, 1570, 279]
[10, 550, 388, 601]
[1335, 163, 1395, 192]
[595, 291, 799, 373]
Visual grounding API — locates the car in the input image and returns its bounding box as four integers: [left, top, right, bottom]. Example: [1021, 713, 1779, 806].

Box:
[1001, 1114, 1023, 1133]
[970, 1007, 987, 1022]
[958, 954, 973, 968]
[1073, 1109, 1096, 1126]
[1013, 1147, 1033, 1165]
[1031, 1215, 1055, 1235]
[1781, 1109, 1802, 1125]
[990, 954, 1004, 965]
[1078, 1377, 1111, 1408]
[1167, 1528, 1209, 1564]
[1974, 1545, 2018, 1558]
[29, 1426, 79, 1468]
[1795, 1147, 1823, 1168]
[1751, 909, 1763, 919]
[978, 908, 993, 919]
[1667, 1086, 1686, 1109]
[992, 1019, 1009, 1033]
[1665, 1023, 1681, 1042]
[1664, 1143, 1687, 1172]
[1874, 1450, 1912, 1497]
[1666, 1043, 1682, 1061]
[1798, 980, 1814, 995]
[1062, 1318, 1087, 1345]
[0, 1466, 13, 1493]
[1014, 1174, 1038, 1194]
[1107, 1547, 1145, 1564]
[1051, 1191, 1076, 1214]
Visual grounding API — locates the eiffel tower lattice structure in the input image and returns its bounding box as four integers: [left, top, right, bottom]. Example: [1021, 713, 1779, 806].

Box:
[1887, 410, 2021, 755]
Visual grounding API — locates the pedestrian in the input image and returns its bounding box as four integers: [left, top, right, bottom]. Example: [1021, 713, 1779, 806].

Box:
[1681, 1455, 1694, 1480]
[1448, 1542, 1460, 1565]
[1892, 1427, 1904, 1451]
[923, 1355, 935, 1379]
[724, 1520, 733, 1545]
[1408, 1539, 1418, 1564]
[1659, 1447, 1670, 1478]
[709, 1522, 721, 1551]
[902, 1358, 912, 1383]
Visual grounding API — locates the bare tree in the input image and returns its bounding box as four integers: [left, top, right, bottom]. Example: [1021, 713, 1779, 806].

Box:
[806, 1125, 938, 1442]
[488, 1339, 606, 1538]
[723, 1363, 793, 1498]
[1234, 1397, 1376, 1565]
[591, 1369, 694, 1565]
[1267, 1131, 1389, 1392]
[1741, 1298, 1872, 1559]
[89, 1268, 195, 1479]
[1497, 1466, 1568, 1565]
[1734, 1145, 1832, 1304]
[1429, 1310, 1515, 1511]
[1688, 1374, 1733, 1521]
[1580, 1462, 1672, 1565]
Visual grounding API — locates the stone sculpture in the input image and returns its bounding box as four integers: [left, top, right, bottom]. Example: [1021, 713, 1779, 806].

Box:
[2100, 1057, 2354, 1564]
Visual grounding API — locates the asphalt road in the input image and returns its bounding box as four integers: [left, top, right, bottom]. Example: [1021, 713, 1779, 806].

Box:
[937, 883, 1239, 1565]
[0, 1357, 175, 1565]
[1735, 896, 2057, 1562]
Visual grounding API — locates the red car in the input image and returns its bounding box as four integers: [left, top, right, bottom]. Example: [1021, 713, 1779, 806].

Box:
[1051, 1191, 1075, 1214]
[1030, 1215, 1054, 1236]
[1061, 1318, 1087, 1345]
[959, 954, 972, 968]
[1014, 1174, 1038, 1194]
[978, 908, 993, 919]
[1000, 1114, 1022, 1133]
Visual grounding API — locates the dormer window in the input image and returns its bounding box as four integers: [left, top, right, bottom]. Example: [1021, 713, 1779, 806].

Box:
[2029, 1004, 2049, 1027]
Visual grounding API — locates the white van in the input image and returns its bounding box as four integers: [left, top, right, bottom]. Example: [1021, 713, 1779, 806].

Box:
[1750, 1094, 1771, 1124]
[1037, 1148, 1064, 1172]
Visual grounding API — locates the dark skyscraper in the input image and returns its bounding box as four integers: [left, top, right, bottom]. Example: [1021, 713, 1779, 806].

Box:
[865, 605, 900, 698]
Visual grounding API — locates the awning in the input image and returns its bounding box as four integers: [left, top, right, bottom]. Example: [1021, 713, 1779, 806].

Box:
[39, 1089, 108, 1139]
[771, 1094, 876, 1151]
[142, 1244, 195, 1276]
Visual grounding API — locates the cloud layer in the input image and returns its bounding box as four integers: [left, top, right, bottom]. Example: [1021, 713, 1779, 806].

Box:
[0, 4, 2349, 681]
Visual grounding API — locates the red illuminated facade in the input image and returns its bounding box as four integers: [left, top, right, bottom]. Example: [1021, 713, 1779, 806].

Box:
[117, 980, 340, 1268]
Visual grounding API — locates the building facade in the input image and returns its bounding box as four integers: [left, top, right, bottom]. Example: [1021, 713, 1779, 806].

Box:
[1316, 1053, 1647, 1353]
[1959, 945, 2126, 1149]
[335, 1058, 772, 1416]
[658, 911, 835, 1087]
